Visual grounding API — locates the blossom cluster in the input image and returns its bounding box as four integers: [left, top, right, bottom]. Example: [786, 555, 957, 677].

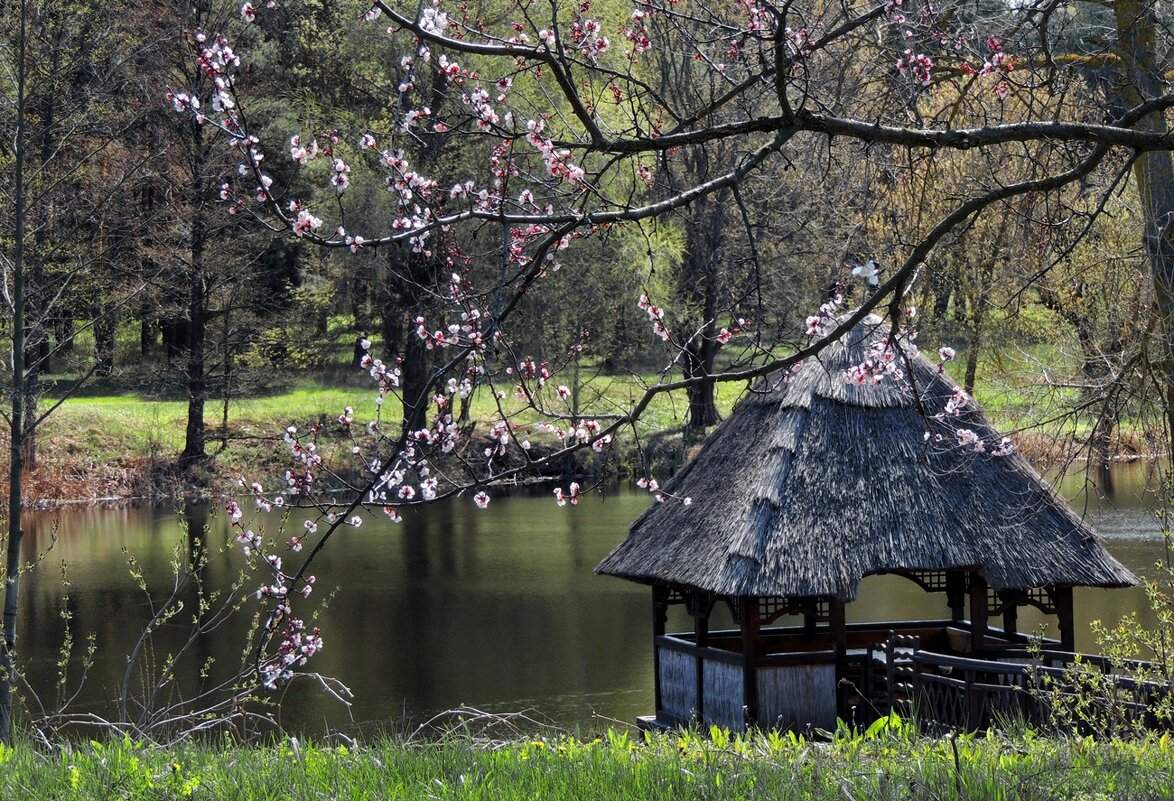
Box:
[554, 482, 581, 506]
[716, 318, 749, 345]
[531, 418, 612, 453]
[960, 36, 1016, 97]
[523, 118, 588, 188]
[566, 17, 610, 63]
[897, 50, 934, 87]
[262, 618, 324, 690]
[885, 1, 1017, 97]
[915, 382, 1016, 456]
[942, 388, 968, 416]
[509, 358, 551, 392]
[625, 8, 653, 56]
[414, 306, 487, 351]
[224, 488, 322, 690]
[805, 290, 843, 338]
[638, 292, 670, 342]
[846, 339, 901, 384]
[785, 25, 815, 61]
[282, 425, 323, 494]
[943, 428, 1015, 456]
[794, 288, 1016, 461]
[636, 475, 692, 506]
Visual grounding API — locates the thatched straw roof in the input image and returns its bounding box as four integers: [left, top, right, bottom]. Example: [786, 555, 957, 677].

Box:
[596, 315, 1136, 601]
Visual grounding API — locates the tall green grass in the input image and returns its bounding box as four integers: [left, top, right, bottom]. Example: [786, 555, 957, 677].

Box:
[2, 726, 1173, 801]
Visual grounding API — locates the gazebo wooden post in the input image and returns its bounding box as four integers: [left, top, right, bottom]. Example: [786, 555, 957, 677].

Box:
[969, 572, 989, 655]
[1002, 599, 1018, 638]
[831, 598, 847, 719]
[946, 571, 966, 622]
[803, 601, 817, 633]
[693, 590, 710, 722]
[741, 597, 760, 728]
[1055, 586, 1076, 651]
[652, 585, 668, 716]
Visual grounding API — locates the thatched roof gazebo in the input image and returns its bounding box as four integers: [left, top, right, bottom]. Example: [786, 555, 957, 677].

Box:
[596, 314, 1136, 732]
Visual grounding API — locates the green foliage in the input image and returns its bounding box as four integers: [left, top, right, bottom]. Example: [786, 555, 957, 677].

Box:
[1, 728, 1173, 800]
[864, 709, 906, 739]
[1032, 652, 1159, 739]
[1033, 490, 1174, 738]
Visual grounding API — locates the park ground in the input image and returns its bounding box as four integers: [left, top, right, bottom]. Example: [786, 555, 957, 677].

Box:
[1, 724, 1172, 801]
[7, 332, 1158, 507]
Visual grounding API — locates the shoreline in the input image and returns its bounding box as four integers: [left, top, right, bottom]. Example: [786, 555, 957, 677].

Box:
[6, 427, 1163, 511]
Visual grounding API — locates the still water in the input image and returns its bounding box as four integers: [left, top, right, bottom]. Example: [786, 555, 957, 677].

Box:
[15, 465, 1173, 735]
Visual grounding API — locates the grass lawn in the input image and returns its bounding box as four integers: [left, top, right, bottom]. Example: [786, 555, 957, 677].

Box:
[2, 725, 1172, 801]
[39, 352, 1082, 455]
[36, 376, 749, 466]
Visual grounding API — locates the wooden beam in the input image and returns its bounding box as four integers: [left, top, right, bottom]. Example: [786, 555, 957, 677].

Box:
[946, 571, 966, 622]
[831, 598, 847, 721]
[969, 572, 989, 655]
[1002, 602, 1018, 638]
[741, 597, 760, 728]
[693, 591, 709, 723]
[653, 585, 668, 716]
[1055, 585, 1075, 652]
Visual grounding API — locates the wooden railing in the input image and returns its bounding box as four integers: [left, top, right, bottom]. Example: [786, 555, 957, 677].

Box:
[873, 635, 1173, 733]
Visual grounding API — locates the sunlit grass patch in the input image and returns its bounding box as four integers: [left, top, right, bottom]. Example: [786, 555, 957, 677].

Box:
[1, 726, 1173, 801]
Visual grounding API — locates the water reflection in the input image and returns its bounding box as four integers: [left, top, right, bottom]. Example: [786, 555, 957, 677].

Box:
[17, 464, 1174, 735]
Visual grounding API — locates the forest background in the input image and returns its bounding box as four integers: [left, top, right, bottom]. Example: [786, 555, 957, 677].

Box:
[3, 0, 1168, 509]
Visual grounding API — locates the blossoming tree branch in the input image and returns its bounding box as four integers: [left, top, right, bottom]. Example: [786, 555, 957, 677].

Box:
[171, 0, 1174, 688]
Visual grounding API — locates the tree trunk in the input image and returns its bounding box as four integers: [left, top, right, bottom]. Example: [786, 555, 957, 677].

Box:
[683, 338, 720, 431]
[140, 316, 155, 355]
[963, 333, 980, 396]
[139, 156, 160, 359]
[682, 193, 726, 434]
[19, 4, 70, 471]
[386, 248, 440, 437]
[1115, 2, 1174, 464]
[932, 272, 954, 321]
[1, 2, 30, 745]
[401, 331, 429, 435]
[180, 291, 208, 467]
[350, 268, 373, 333]
[163, 317, 189, 365]
[94, 309, 116, 377]
[379, 305, 402, 363]
[180, 123, 208, 468]
[963, 269, 991, 396]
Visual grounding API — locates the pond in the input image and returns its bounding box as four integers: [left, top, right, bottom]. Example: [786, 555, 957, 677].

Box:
[15, 462, 1173, 736]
